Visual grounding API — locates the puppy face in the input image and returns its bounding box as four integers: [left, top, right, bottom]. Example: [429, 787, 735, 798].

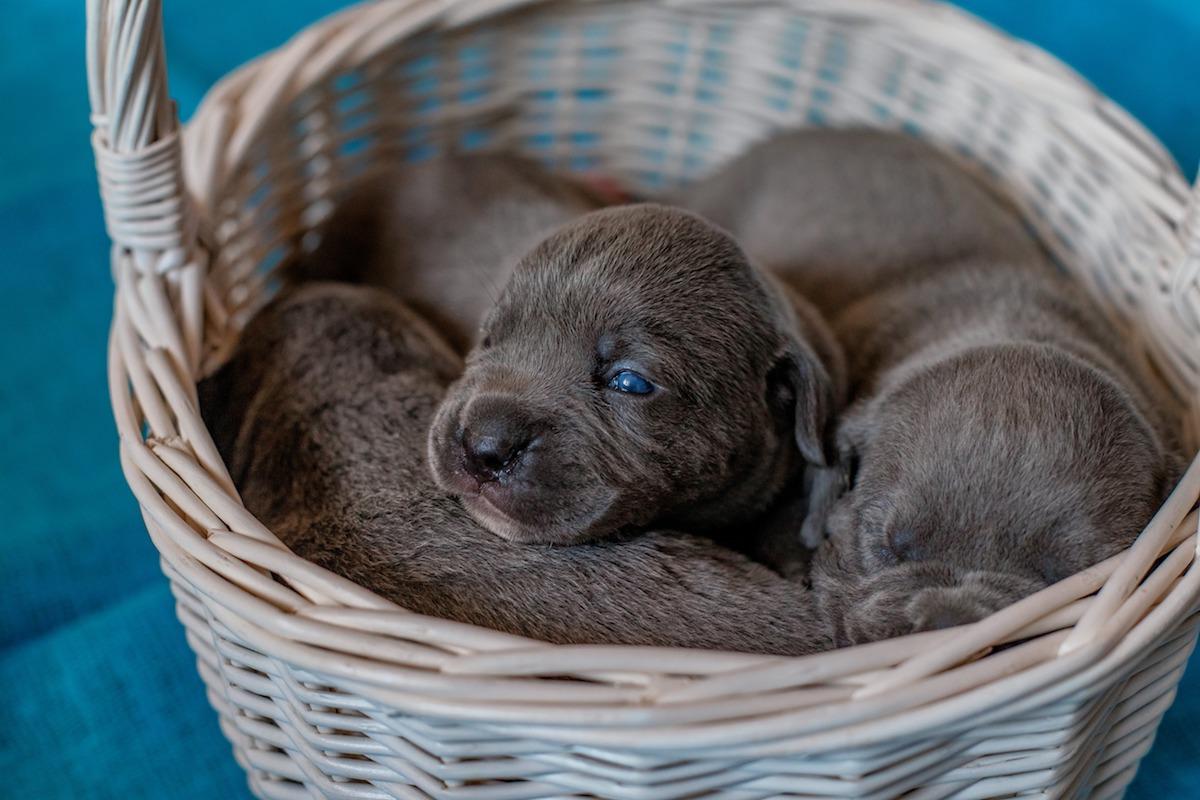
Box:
[813, 343, 1174, 645]
[428, 204, 837, 544]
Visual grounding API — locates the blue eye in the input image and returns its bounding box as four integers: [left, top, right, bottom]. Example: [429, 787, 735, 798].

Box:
[608, 369, 655, 395]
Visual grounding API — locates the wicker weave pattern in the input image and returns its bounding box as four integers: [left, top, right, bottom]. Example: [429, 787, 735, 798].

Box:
[87, 0, 1200, 797]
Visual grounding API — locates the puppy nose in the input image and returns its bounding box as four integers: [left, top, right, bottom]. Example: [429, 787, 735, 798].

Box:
[462, 419, 531, 481]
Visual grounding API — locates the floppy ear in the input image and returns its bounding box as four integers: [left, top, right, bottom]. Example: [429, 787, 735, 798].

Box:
[769, 339, 838, 467]
[797, 412, 866, 548]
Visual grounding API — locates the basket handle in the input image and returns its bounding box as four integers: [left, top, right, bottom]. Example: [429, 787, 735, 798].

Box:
[87, 0, 206, 374]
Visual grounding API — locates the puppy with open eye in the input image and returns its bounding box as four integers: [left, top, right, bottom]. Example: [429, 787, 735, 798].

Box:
[295, 154, 600, 353]
[684, 129, 1182, 644]
[427, 204, 846, 563]
[200, 283, 833, 654]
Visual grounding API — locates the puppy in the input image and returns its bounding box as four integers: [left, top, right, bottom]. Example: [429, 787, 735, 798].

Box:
[684, 130, 1181, 644]
[426, 204, 846, 558]
[297, 154, 599, 352]
[682, 129, 1046, 312]
[200, 283, 832, 654]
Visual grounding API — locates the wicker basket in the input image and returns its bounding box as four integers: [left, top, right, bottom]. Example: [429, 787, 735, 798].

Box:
[87, 0, 1200, 796]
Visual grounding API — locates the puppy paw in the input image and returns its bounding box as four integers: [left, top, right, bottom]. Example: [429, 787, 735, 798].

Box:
[906, 587, 994, 632]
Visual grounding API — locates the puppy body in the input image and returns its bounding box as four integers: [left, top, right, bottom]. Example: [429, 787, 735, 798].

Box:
[684, 130, 1180, 643]
[298, 154, 599, 352]
[201, 283, 832, 654]
[818, 263, 1179, 644]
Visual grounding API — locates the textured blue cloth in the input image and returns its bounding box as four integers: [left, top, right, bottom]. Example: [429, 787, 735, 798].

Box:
[0, 2, 1196, 797]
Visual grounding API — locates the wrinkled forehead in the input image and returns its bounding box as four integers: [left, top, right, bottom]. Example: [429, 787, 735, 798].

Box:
[489, 270, 762, 373]
[861, 362, 1160, 531]
[879, 348, 1144, 454]
[495, 243, 775, 342]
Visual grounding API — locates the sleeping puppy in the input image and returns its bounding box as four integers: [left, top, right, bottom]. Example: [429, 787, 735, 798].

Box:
[684, 129, 1181, 644]
[681, 129, 1046, 312]
[426, 204, 846, 558]
[296, 154, 599, 353]
[200, 283, 832, 654]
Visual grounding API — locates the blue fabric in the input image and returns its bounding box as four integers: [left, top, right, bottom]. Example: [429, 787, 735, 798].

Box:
[0, 2, 1196, 797]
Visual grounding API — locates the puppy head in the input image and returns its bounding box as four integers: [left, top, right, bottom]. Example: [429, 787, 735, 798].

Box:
[428, 203, 840, 544]
[814, 342, 1175, 644]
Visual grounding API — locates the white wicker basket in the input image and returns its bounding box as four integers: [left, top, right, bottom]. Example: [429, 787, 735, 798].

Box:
[87, 0, 1200, 797]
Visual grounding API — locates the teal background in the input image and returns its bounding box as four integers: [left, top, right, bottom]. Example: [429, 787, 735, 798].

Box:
[1, 1, 1196, 796]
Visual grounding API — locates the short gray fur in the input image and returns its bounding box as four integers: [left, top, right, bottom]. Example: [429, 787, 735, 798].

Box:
[200, 283, 833, 654]
[683, 129, 1182, 644]
[427, 204, 846, 557]
[293, 154, 600, 353]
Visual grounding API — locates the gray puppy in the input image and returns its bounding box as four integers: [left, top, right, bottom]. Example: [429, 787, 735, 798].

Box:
[200, 283, 832, 654]
[427, 203, 846, 556]
[685, 130, 1181, 644]
[296, 154, 599, 353]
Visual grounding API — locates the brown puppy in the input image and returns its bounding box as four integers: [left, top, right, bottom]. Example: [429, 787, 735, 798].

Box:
[297, 154, 599, 353]
[685, 130, 1181, 644]
[427, 204, 846, 556]
[200, 283, 832, 654]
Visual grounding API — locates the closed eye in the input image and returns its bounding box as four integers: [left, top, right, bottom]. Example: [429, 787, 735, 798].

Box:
[608, 369, 655, 395]
[871, 527, 920, 567]
[873, 541, 900, 567]
[886, 528, 922, 563]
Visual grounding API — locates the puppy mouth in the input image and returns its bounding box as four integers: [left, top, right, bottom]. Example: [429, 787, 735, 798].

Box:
[428, 393, 622, 543]
[459, 491, 538, 543]
[429, 430, 562, 541]
[432, 447, 535, 521]
[459, 481, 618, 544]
[443, 469, 620, 544]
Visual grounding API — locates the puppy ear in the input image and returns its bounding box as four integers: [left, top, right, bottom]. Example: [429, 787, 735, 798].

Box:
[832, 404, 871, 486]
[798, 416, 864, 548]
[798, 465, 844, 549]
[769, 341, 838, 467]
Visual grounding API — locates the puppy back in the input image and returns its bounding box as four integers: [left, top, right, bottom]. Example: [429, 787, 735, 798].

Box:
[292, 154, 600, 351]
[682, 129, 1047, 310]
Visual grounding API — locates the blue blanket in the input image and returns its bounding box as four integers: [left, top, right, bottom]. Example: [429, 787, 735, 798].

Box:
[1, 1, 1196, 797]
